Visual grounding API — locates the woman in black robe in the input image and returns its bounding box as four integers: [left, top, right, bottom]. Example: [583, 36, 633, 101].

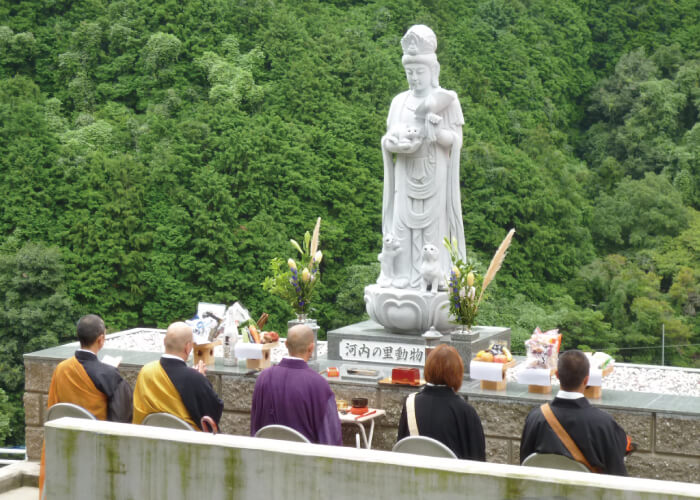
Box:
[397, 344, 486, 460]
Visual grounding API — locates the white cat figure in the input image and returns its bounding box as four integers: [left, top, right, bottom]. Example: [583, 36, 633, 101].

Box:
[388, 124, 422, 149]
[420, 243, 442, 294]
[377, 234, 401, 288]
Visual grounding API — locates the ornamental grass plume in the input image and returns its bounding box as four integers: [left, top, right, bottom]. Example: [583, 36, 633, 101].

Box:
[443, 228, 515, 329]
[477, 228, 515, 306]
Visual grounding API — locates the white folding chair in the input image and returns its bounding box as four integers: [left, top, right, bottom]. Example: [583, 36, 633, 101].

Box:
[522, 452, 590, 472]
[255, 424, 311, 443]
[142, 412, 195, 431]
[392, 436, 458, 459]
[46, 402, 97, 421]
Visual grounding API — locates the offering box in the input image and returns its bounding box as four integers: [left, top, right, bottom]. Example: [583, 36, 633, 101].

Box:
[471, 359, 516, 391]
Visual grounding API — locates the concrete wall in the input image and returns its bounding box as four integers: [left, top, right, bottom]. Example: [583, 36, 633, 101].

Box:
[43, 417, 700, 500]
[24, 358, 700, 483]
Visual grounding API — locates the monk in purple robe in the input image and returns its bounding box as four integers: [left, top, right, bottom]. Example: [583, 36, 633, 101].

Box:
[251, 324, 341, 445]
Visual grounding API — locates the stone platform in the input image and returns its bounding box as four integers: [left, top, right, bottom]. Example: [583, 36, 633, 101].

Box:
[327, 320, 510, 373]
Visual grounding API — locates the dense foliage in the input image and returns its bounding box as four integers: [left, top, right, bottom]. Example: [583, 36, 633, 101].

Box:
[1, 0, 698, 444]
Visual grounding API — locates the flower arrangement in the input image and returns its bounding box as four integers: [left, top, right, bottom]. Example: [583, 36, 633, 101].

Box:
[263, 218, 322, 316]
[444, 228, 515, 331]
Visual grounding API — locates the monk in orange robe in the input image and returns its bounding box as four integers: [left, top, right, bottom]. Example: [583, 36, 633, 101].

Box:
[39, 314, 132, 497]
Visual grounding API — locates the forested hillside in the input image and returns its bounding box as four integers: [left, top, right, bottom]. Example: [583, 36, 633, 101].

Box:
[1, 0, 698, 445]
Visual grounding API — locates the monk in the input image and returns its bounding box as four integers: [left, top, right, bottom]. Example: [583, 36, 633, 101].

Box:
[40, 314, 132, 496]
[520, 349, 630, 474]
[250, 324, 341, 445]
[132, 321, 223, 430]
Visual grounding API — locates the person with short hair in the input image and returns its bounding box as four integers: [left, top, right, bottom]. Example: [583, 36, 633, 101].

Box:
[48, 314, 132, 421]
[41, 314, 133, 496]
[396, 344, 485, 460]
[520, 349, 629, 475]
[250, 324, 341, 445]
[132, 322, 223, 430]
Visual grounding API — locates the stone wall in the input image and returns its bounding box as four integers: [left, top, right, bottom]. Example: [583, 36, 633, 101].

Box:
[43, 417, 700, 500]
[24, 357, 700, 483]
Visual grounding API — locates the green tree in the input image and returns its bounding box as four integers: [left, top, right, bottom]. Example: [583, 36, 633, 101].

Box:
[0, 239, 75, 445]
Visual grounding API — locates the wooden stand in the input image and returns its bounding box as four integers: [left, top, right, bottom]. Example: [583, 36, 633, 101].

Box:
[478, 360, 516, 391]
[527, 368, 555, 394]
[193, 340, 222, 367]
[583, 365, 614, 399]
[481, 379, 506, 391]
[528, 384, 552, 394]
[245, 342, 278, 370]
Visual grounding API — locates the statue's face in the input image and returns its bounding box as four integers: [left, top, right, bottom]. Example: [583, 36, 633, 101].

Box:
[404, 63, 431, 96]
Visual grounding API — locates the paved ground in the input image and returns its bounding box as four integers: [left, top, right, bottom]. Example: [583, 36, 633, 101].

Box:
[0, 486, 38, 500]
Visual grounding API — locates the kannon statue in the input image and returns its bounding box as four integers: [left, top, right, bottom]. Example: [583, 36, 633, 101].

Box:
[366, 25, 467, 334]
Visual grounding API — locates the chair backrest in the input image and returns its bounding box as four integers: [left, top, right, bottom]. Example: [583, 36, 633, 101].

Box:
[392, 436, 458, 459]
[521, 452, 590, 473]
[142, 413, 195, 431]
[46, 403, 97, 422]
[254, 425, 311, 443]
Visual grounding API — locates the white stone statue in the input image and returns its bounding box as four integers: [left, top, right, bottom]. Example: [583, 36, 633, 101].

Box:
[365, 25, 467, 334]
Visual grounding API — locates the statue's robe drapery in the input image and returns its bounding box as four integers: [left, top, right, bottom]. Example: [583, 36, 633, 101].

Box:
[520, 396, 629, 475]
[382, 87, 465, 288]
[132, 358, 223, 430]
[250, 358, 342, 445]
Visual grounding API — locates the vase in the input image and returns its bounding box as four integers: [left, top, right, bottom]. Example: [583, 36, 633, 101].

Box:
[287, 313, 319, 361]
[453, 323, 479, 340]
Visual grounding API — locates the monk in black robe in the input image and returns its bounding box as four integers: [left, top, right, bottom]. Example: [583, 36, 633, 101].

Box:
[520, 349, 629, 475]
[133, 322, 223, 430]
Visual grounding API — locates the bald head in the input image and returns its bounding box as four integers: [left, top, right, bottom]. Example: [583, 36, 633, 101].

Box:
[286, 325, 315, 359]
[164, 322, 193, 358]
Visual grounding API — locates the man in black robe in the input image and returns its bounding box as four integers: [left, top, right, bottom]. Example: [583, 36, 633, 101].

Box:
[520, 349, 629, 475]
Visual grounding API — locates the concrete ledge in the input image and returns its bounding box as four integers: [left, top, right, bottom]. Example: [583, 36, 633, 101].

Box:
[44, 418, 700, 500]
[0, 462, 40, 493]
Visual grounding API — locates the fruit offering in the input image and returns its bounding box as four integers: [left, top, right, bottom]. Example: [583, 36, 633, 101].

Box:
[524, 327, 562, 369]
[261, 331, 279, 344]
[475, 343, 513, 363]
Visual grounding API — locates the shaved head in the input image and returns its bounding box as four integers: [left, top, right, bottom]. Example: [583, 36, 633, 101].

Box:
[164, 322, 193, 355]
[285, 324, 314, 358]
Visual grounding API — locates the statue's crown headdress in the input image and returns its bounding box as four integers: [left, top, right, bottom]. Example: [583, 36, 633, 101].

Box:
[401, 25, 437, 56]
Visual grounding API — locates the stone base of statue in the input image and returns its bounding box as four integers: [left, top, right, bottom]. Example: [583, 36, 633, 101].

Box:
[327, 319, 511, 374]
[364, 284, 452, 335]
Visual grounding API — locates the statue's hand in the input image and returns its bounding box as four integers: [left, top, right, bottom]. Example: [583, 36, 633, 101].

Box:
[382, 134, 402, 153]
[427, 112, 442, 125]
[398, 138, 422, 153]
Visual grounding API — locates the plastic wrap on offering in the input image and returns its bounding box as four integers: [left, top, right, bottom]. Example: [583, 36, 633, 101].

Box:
[584, 352, 615, 388]
[187, 316, 219, 345]
[588, 351, 615, 370]
[524, 327, 562, 370]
